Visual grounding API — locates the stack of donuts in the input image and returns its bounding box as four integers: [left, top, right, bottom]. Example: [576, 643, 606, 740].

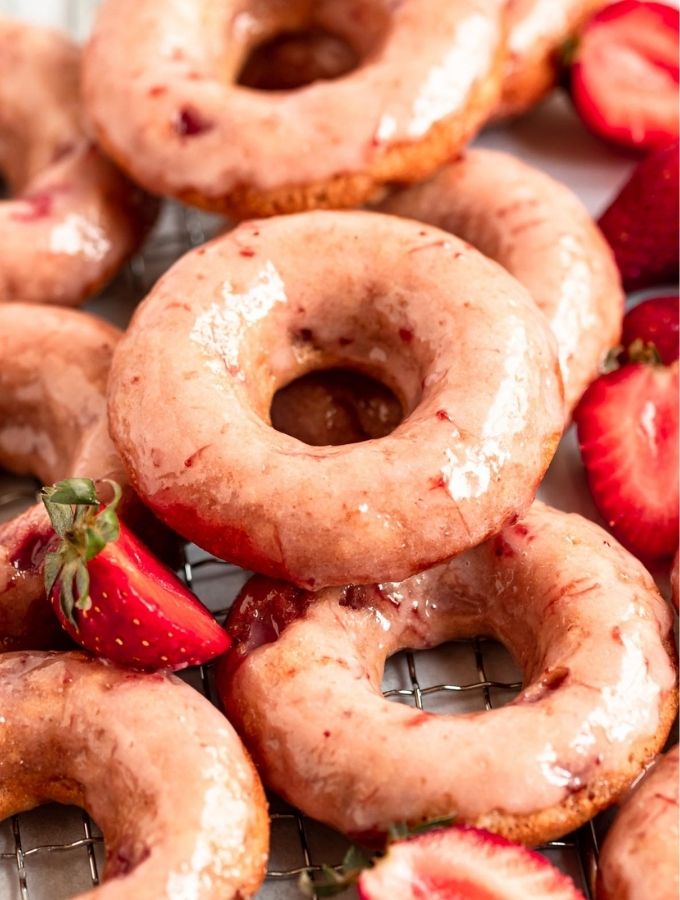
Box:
[0, 2, 677, 899]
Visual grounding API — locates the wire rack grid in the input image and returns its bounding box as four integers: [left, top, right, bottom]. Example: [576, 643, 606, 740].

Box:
[0, 202, 606, 900]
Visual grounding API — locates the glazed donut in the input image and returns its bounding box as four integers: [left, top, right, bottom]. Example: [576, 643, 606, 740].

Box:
[108, 211, 563, 589]
[0, 17, 155, 306]
[218, 502, 678, 845]
[0, 305, 124, 652]
[0, 651, 268, 899]
[498, 0, 610, 117]
[597, 745, 679, 900]
[82, 0, 505, 218]
[379, 148, 623, 413]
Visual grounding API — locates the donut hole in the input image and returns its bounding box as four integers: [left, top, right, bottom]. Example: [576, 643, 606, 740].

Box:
[235, 2, 389, 91]
[270, 368, 403, 446]
[383, 640, 523, 715]
[238, 28, 359, 90]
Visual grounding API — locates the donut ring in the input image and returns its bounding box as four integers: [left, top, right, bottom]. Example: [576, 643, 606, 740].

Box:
[0, 305, 125, 652]
[498, 0, 609, 118]
[108, 211, 563, 589]
[0, 18, 156, 306]
[597, 745, 679, 900]
[218, 502, 678, 845]
[82, 0, 504, 218]
[379, 148, 623, 414]
[0, 651, 268, 899]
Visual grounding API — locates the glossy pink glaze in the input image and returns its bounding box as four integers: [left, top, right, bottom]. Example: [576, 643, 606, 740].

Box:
[0, 305, 125, 651]
[218, 503, 677, 839]
[0, 17, 155, 305]
[379, 148, 623, 414]
[108, 211, 563, 588]
[82, 0, 504, 204]
[0, 651, 268, 898]
[597, 746, 678, 900]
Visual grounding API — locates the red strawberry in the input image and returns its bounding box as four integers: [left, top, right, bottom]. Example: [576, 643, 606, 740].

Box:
[621, 294, 679, 365]
[575, 355, 679, 561]
[357, 827, 583, 900]
[570, 1, 679, 151]
[41, 478, 229, 670]
[598, 142, 679, 291]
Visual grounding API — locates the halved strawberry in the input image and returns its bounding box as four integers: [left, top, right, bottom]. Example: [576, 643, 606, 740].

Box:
[357, 827, 583, 900]
[574, 356, 679, 561]
[570, 1, 679, 151]
[598, 142, 679, 291]
[41, 478, 229, 670]
[621, 294, 679, 365]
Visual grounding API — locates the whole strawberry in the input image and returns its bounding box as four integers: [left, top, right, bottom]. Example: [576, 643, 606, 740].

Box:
[598, 143, 679, 291]
[621, 294, 679, 366]
[575, 347, 678, 561]
[570, 1, 679, 152]
[41, 478, 229, 670]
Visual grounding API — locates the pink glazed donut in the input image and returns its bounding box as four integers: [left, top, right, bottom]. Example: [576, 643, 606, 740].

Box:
[597, 745, 679, 900]
[0, 651, 269, 899]
[108, 211, 563, 589]
[379, 148, 623, 414]
[0, 17, 156, 306]
[218, 503, 678, 845]
[82, 0, 505, 218]
[0, 305, 125, 651]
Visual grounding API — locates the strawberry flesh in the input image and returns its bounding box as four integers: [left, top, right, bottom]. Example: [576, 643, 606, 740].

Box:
[357, 827, 583, 900]
[598, 142, 679, 291]
[49, 521, 229, 671]
[571, 1, 679, 151]
[621, 295, 679, 365]
[575, 362, 679, 560]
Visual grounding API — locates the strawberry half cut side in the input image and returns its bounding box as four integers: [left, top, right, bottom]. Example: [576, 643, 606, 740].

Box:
[575, 358, 679, 561]
[357, 827, 584, 900]
[570, 1, 679, 151]
[41, 478, 229, 670]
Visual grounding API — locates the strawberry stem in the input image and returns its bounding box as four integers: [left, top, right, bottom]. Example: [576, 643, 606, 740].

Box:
[41, 478, 122, 628]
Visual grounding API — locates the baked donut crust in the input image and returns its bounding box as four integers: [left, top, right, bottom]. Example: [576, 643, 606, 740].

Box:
[379, 148, 623, 413]
[83, 0, 505, 217]
[108, 211, 563, 589]
[218, 502, 678, 845]
[597, 745, 679, 900]
[0, 17, 156, 306]
[498, 0, 610, 118]
[0, 305, 124, 652]
[0, 651, 269, 899]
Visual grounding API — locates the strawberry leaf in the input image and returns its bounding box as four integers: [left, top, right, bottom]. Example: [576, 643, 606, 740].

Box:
[46, 478, 99, 506]
[298, 845, 372, 897]
[388, 815, 455, 842]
